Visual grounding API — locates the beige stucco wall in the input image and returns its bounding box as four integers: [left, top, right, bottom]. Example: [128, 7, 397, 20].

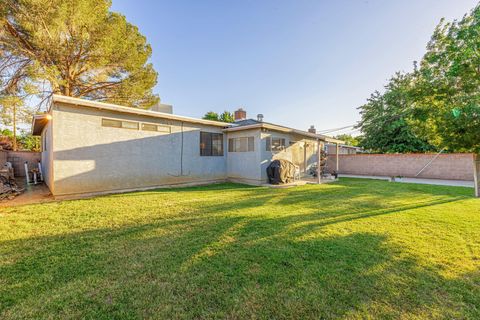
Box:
[50, 102, 227, 196]
[226, 128, 263, 184]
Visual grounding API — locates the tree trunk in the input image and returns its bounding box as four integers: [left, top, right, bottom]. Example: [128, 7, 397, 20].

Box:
[12, 104, 17, 151]
[474, 154, 480, 198]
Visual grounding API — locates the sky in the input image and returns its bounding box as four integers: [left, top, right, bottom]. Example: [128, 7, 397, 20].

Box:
[111, 0, 478, 134]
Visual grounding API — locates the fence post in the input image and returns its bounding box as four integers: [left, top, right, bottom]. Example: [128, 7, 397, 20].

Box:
[474, 154, 480, 198]
[336, 143, 339, 172]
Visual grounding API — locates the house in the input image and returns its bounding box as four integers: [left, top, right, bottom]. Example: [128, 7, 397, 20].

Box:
[326, 143, 364, 155]
[32, 95, 343, 197]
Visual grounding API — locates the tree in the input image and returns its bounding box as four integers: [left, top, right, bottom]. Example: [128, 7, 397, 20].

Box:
[202, 111, 219, 121]
[0, 128, 40, 151]
[219, 111, 234, 123]
[0, 0, 158, 109]
[357, 73, 435, 153]
[334, 134, 360, 147]
[0, 95, 34, 150]
[18, 131, 40, 151]
[415, 5, 480, 196]
[202, 111, 235, 122]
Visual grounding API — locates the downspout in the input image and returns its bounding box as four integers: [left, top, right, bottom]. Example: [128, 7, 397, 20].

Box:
[336, 143, 339, 172]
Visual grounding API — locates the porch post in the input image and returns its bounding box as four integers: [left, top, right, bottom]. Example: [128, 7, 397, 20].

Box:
[336, 143, 339, 172]
[317, 139, 321, 184]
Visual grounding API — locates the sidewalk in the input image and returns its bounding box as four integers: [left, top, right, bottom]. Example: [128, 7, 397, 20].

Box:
[339, 174, 474, 188]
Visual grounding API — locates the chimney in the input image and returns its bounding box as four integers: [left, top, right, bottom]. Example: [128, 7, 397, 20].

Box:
[308, 125, 316, 134]
[234, 108, 246, 121]
[149, 102, 173, 114]
[257, 114, 264, 122]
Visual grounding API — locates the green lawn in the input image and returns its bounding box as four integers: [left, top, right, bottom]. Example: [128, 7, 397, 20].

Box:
[1, 179, 479, 319]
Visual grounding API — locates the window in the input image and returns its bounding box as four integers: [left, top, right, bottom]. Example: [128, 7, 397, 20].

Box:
[266, 137, 286, 152]
[141, 123, 171, 133]
[102, 118, 139, 130]
[200, 132, 224, 156]
[228, 137, 254, 152]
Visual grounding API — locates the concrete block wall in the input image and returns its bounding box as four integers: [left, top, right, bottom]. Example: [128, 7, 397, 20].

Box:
[327, 153, 475, 181]
[0, 150, 7, 165]
[2, 151, 41, 177]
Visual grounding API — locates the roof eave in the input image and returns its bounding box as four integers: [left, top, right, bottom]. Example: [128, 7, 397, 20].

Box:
[31, 114, 49, 135]
[223, 123, 343, 143]
[51, 95, 231, 127]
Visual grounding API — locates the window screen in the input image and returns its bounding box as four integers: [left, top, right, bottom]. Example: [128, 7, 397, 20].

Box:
[228, 137, 254, 152]
[200, 132, 224, 156]
[102, 118, 138, 130]
[266, 137, 286, 152]
[142, 123, 157, 131]
[121, 121, 139, 130]
[141, 123, 171, 133]
[102, 118, 122, 128]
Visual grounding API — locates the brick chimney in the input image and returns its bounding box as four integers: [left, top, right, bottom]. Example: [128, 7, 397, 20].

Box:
[308, 125, 316, 134]
[234, 108, 246, 121]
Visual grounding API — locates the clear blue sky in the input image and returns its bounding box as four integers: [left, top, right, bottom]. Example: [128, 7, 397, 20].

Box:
[111, 0, 477, 134]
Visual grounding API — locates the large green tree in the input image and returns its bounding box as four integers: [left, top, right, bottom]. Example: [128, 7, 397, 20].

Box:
[358, 4, 480, 197]
[357, 72, 435, 153]
[415, 5, 480, 196]
[0, 0, 158, 109]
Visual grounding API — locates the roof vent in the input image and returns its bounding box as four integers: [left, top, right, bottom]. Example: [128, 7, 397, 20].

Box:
[257, 114, 264, 122]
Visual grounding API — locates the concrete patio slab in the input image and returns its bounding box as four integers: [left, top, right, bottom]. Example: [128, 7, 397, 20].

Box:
[0, 179, 53, 208]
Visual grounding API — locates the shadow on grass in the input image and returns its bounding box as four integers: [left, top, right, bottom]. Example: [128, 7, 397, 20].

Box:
[0, 179, 478, 319]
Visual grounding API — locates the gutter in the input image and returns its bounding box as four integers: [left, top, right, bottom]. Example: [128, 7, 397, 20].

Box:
[223, 123, 344, 144]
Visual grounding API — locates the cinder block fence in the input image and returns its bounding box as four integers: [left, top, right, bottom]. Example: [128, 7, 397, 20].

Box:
[1, 150, 41, 177]
[327, 153, 474, 181]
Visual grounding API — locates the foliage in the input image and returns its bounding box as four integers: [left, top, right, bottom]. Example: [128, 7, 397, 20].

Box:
[17, 132, 40, 151]
[357, 73, 435, 153]
[334, 134, 360, 147]
[203, 111, 235, 123]
[202, 111, 219, 121]
[358, 4, 480, 154]
[0, 0, 159, 109]
[1, 180, 479, 318]
[219, 111, 235, 123]
[414, 5, 480, 153]
[0, 95, 35, 150]
[0, 95, 34, 126]
[0, 128, 40, 151]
